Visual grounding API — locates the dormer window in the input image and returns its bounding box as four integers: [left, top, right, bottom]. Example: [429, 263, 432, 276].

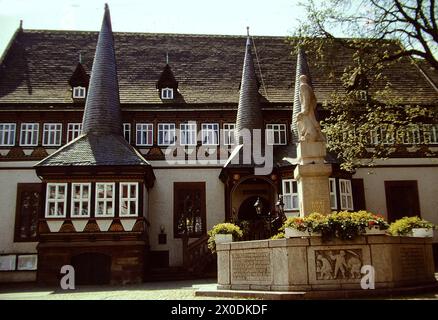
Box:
[161, 88, 173, 100]
[69, 62, 89, 100]
[73, 86, 86, 99]
[156, 63, 178, 100]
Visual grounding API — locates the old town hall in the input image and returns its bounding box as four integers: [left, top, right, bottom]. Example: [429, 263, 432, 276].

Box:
[0, 4, 437, 284]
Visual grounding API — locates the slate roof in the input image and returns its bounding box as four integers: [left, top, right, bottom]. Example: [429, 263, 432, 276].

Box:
[35, 134, 150, 166]
[235, 35, 263, 135]
[35, 4, 150, 169]
[81, 4, 122, 135]
[1, 30, 437, 106]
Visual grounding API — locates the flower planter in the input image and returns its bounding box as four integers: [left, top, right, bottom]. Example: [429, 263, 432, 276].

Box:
[285, 228, 309, 238]
[411, 228, 434, 238]
[214, 233, 233, 244]
[364, 225, 387, 235]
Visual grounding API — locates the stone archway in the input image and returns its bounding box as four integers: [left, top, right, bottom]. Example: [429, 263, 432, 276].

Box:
[230, 176, 278, 240]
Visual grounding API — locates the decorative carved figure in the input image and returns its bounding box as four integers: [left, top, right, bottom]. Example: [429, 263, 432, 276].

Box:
[348, 255, 362, 279]
[330, 250, 348, 279]
[296, 75, 324, 142]
[317, 254, 333, 279]
[315, 249, 363, 280]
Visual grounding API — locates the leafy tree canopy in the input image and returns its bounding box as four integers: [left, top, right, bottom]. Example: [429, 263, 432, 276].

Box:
[291, 0, 438, 171]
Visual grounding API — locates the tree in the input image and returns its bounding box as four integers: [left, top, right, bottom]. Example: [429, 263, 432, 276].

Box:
[292, 0, 438, 171]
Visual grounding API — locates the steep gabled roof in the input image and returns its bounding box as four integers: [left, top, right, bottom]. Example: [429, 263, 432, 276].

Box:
[1, 31, 437, 106]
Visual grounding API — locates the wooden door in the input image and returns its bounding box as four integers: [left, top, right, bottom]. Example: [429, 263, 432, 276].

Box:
[385, 181, 420, 222]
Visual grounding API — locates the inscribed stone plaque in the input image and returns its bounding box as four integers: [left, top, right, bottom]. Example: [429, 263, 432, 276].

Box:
[231, 249, 272, 283]
[400, 247, 426, 280]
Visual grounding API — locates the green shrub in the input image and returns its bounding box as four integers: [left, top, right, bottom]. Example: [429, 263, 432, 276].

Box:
[281, 211, 390, 240]
[207, 222, 243, 253]
[388, 216, 435, 236]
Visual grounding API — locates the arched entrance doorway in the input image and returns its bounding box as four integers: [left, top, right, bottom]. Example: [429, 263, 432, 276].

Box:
[71, 252, 111, 285]
[230, 176, 278, 240]
[238, 196, 271, 240]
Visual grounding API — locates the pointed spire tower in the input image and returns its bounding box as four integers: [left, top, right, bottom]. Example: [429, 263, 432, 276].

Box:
[36, 4, 154, 183]
[235, 27, 263, 143]
[82, 3, 122, 135]
[292, 47, 312, 141]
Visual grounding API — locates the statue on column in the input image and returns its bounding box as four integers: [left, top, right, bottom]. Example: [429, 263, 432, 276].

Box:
[296, 75, 325, 142]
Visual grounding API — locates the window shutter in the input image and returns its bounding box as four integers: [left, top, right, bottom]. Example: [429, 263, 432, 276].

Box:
[352, 178, 366, 211]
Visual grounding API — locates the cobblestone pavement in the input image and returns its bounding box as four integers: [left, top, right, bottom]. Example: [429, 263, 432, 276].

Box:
[0, 279, 237, 300]
[0, 277, 437, 300]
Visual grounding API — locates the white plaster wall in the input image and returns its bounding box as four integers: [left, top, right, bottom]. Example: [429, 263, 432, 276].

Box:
[354, 164, 438, 242]
[0, 167, 40, 254]
[147, 168, 225, 266]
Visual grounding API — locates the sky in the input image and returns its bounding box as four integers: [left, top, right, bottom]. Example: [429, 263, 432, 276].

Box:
[0, 0, 306, 57]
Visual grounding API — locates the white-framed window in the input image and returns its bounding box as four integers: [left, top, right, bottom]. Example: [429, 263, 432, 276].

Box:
[423, 124, 438, 144]
[0, 123, 16, 146]
[42, 123, 62, 146]
[401, 125, 421, 144]
[266, 124, 287, 145]
[202, 123, 219, 145]
[67, 123, 82, 142]
[45, 183, 67, 218]
[161, 88, 174, 100]
[136, 123, 154, 146]
[329, 178, 337, 210]
[71, 183, 91, 217]
[158, 123, 176, 146]
[120, 182, 139, 216]
[73, 86, 86, 99]
[180, 122, 197, 146]
[380, 125, 395, 145]
[370, 127, 380, 145]
[95, 183, 115, 217]
[223, 123, 235, 145]
[282, 179, 299, 211]
[123, 123, 131, 143]
[339, 179, 354, 210]
[20, 123, 39, 146]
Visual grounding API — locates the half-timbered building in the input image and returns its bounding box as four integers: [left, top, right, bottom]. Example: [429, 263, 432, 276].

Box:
[0, 5, 437, 284]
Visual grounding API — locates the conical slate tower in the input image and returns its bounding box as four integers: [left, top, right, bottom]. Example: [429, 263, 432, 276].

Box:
[234, 30, 263, 143]
[35, 4, 151, 168]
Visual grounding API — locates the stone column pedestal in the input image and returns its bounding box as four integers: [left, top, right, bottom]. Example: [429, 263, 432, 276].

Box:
[296, 141, 327, 165]
[294, 141, 332, 216]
